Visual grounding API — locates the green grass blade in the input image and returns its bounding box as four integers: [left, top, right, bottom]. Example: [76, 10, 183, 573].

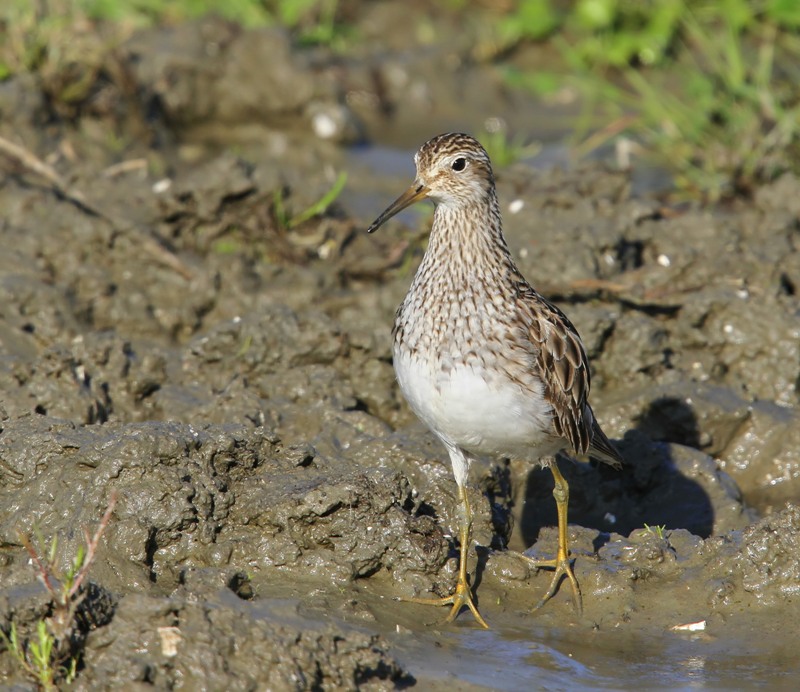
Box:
[288, 171, 347, 228]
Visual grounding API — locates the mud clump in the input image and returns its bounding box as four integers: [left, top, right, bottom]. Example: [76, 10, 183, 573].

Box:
[1, 15, 799, 690]
[84, 591, 408, 689]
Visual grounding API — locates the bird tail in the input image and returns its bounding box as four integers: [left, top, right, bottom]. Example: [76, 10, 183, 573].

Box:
[589, 419, 624, 469]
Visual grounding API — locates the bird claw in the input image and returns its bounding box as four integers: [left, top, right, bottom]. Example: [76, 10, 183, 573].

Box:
[402, 579, 490, 629]
[524, 554, 583, 616]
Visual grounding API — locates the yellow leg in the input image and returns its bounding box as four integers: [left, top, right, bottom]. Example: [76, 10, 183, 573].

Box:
[526, 461, 583, 615]
[404, 485, 489, 628]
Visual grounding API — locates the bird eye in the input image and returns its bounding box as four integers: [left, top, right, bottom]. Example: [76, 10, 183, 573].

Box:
[451, 157, 467, 172]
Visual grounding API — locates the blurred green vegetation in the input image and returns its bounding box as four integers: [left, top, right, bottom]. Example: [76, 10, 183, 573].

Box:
[478, 118, 542, 168]
[0, 0, 346, 80]
[0, 0, 346, 29]
[272, 171, 348, 230]
[502, 0, 800, 199]
[2, 0, 798, 199]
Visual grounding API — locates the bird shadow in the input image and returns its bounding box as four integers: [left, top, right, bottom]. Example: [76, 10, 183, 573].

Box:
[519, 396, 715, 549]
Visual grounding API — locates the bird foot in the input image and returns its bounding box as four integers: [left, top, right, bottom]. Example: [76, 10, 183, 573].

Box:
[524, 553, 583, 616]
[402, 578, 490, 629]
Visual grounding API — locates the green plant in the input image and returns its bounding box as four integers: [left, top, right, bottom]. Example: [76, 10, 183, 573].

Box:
[478, 119, 541, 168]
[0, 494, 116, 689]
[563, 0, 686, 68]
[1, 620, 73, 691]
[493, 0, 560, 49]
[269, 0, 348, 47]
[643, 523, 667, 539]
[486, 0, 683, 63]
[272, 171, 347, 230]
[211, 238, 242, 255]
[512, 0, 800, 199]
[0, 0, 350, 82]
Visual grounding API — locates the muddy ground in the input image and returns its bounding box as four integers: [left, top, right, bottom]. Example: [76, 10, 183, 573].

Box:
[1, 10, 800, 690]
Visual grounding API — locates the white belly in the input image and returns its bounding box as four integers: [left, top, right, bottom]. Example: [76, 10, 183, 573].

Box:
[394, 346, 558, 461]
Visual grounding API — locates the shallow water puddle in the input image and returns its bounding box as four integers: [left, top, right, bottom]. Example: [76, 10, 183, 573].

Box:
[244, 580, 795, 689]
[396, 622, 796, 690]
[391, 627, 599, 690]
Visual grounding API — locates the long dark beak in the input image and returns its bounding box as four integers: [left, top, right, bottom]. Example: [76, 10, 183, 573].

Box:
[367, 182, 429, 233]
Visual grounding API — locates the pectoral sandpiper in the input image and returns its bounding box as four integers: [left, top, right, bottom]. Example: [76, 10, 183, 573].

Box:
[367, 132, 623, 628]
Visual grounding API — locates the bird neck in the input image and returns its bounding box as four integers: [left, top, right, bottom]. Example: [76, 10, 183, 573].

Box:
[422, 188, 513, 279]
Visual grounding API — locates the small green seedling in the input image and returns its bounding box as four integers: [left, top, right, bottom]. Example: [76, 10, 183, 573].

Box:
[0, 493, 116, 690]
[643, 523, 667, 539]
[273, 171, 348, 230]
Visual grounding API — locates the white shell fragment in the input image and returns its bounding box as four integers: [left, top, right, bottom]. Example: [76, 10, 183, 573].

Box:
[670, 620, 707, 632]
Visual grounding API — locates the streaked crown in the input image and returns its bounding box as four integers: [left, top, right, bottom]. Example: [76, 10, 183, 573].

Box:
[414, 133, 496, 208]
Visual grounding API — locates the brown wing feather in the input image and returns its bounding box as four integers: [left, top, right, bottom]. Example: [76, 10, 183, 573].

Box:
[519, 287, 622, 467]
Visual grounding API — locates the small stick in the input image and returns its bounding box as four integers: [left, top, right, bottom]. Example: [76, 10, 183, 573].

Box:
[21, 535, 58, 595]
[0, 134, 102, 217]
[68, 491, 117, 599]
[102, 158, 148, 178]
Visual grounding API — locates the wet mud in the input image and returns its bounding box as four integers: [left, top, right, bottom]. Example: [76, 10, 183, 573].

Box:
[1, 14, 799, 690]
